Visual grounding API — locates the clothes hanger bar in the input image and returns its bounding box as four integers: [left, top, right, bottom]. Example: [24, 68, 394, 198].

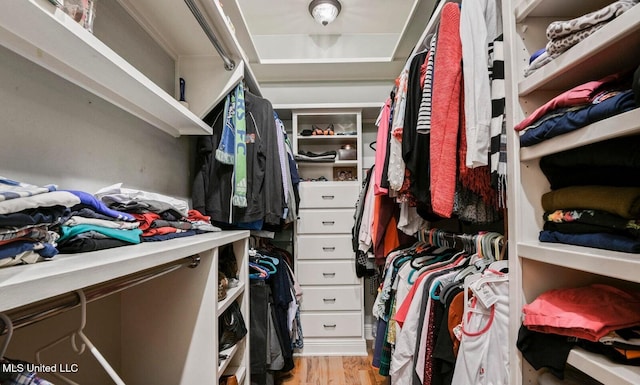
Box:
[0, 255, 200, 335]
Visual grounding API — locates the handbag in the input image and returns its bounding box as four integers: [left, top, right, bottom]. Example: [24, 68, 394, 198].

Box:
[219, 301, 247, 351]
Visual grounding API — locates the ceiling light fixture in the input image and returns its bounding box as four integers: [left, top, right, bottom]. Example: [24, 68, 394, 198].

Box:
[309, 0, 342, 26]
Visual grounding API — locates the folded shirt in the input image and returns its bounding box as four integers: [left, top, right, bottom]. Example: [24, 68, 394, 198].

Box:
[540, 134, 640, 189]
[541, 185, 640, 219]
[520, 89, 637, 147]
[514, 73, 624, 131]
[544, 209, 640, 239]
[539, 230, 640, 253]
[546, 0, 639, 40]
[0, 176, 56, 202]
[0, 191, 81, 215]
[523, 284, 640, 342]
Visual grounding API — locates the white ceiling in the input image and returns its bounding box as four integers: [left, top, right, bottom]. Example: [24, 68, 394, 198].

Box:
[225, 0, 438, 84]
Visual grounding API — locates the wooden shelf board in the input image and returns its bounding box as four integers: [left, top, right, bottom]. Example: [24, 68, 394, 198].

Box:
[568, 347, 640, 385]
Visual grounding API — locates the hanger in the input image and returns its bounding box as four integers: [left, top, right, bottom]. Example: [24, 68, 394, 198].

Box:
[35, 290, 125, 385]
[1, 313, 13, 358]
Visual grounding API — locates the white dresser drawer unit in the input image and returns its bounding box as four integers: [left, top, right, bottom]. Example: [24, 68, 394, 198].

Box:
[297, 209, 355, 234]
[299, 182, 360, 209]
[296, 234, 354, 260]
[296, 260, 359, 285]
[300, 313, 362, 337]
[300, 286, 361, 311]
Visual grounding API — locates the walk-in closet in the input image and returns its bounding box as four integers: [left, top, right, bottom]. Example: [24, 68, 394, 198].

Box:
[1, 0, 639, 384]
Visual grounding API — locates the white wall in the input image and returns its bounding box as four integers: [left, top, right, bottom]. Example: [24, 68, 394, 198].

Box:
[0, 42, 193, 202]
[260, 80, 391, 106]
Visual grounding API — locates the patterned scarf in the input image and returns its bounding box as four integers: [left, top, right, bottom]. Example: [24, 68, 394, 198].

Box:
[215, 84, 247, 208]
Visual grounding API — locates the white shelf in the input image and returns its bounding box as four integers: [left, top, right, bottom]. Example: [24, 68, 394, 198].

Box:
[0, 0, 213, 137]
[518, 5, 640, 96]
[0, 231, 249, 312]
[217, 282, 245, 314]
[218, 341, 242, 378]
[298, 135, 359, 141]
[567, 347, 640, 385]
[223, 366, 247, 384]
[298, 160, 358, 167]
[520, 108, 640, 161]
[117, 0, 261, 113]
[519, 241, 640, 284]
[515, 0, 614, 22]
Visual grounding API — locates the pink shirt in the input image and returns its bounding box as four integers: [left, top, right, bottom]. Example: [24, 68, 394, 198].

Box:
[523, 283, 640, 342]
[514, 73, 621, 131]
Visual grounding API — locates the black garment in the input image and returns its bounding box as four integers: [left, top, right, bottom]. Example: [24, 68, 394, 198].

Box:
[403, 51, 428, 196]
[516, 325, 576, 379]
[263, 253, 295, 372]
[57, 237, 131, 253]
[543, 209, 640, 239]
[539, 134, 640, 189]
[432, 286, 463, 385]
[0, 206, 70, 227]
[634, 64, 640, 106]
[192, 92, 285, 227]
[353, 167, 376, 278]
[140, 230, 197, 242]
[380, 91, 395, 191]
[250, 280, 270, 384]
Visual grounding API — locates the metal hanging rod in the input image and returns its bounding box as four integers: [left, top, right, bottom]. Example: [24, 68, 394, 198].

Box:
[0, 255, 200, 334]
[184, 0, 236, 71]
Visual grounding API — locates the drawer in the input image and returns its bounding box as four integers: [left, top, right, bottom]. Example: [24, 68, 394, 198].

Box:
[296, 234, 354, 260]
[301, 312, 362, 337]
[300, 286, 361, 311]
[297, 260, 359, 285]
[297, 209, 354, 234]
[299, 182, 359, 208]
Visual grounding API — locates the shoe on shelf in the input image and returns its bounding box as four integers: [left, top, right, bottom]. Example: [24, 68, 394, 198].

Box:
[220, 375, 238, 385]
[312, 125, 324, 136]
[218, 272, 228, 301]
[324, 123, 335, 135]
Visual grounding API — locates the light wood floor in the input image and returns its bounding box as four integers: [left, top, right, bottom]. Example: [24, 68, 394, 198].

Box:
[277, 345, 389, 385]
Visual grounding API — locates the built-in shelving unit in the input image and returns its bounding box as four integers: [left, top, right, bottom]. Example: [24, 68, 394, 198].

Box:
[505, 0, 640, 384]
[1, 0, 256, 383]
[0, 0, 262, 138]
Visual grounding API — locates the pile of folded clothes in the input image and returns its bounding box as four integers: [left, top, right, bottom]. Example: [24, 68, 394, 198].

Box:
[525, 0, 638, 77]
[518, 284, 640, 379]
[537, 134, 640, 253]
[294, 150, 337, 162]
[515, 71, 638, 147]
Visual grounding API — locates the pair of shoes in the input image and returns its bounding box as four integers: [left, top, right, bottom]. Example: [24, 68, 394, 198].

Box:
[311, 125, 324, 136]
[311, 124, 335, 135]
[218, 272, 228, 301]
[324, 123, 335, 135]
[299, 128, 314, 136]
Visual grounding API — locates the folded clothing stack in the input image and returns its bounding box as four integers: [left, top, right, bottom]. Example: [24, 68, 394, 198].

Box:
[294, 150, 337, 162]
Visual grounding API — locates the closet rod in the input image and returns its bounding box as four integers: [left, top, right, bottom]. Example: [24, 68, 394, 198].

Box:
[1, 255, 200, 333]
[183, 0, 236, 71]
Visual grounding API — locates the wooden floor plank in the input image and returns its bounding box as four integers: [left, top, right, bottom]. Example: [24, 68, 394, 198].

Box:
[279, 343, 390, 385]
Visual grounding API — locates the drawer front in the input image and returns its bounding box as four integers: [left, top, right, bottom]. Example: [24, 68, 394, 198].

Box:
[299, 182, 359, 209]
[300, 286, 361, 311]
[301, 313, 362, 337]
[296, 234, 354, 260]
[297, 260, 359, 285]
[297, 209, 354, 234]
